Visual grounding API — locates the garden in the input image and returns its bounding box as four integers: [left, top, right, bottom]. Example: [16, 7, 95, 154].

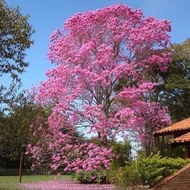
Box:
[0, 1, 190, 190]
[1, 155, 189, 190]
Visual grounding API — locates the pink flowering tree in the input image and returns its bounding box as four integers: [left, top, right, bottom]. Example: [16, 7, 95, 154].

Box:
[27, 4, 172, 173]
[26, 110, 113, 174]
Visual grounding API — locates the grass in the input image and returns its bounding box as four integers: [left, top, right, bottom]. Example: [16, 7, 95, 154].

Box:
[0, 175, 71, 190]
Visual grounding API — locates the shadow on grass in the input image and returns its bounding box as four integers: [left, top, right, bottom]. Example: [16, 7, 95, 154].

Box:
[0, 175, 71, 190]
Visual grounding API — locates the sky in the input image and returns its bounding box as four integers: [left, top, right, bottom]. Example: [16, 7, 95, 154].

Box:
[5, 0, 190, 90]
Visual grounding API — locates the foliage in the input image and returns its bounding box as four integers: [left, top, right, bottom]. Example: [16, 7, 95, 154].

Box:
[27, 141, 113, 173]
[137, 154, 189, 186]
[150, 38, 190, 155]
[109, 153, 189, 189]
[29, 4, 172, 172]
[161, 39, 190, 121]
[108, 164, 140, 190]
[0, 0, 34, 110]
[131, 39, 190, 155]
[110, 141, 132, 170]
[73, 169, 108, 184]
[0, 0, 34, 79]
[149, 38, 190, 123]
[155, 135, 185, 158]
[0, 93, 50, 168]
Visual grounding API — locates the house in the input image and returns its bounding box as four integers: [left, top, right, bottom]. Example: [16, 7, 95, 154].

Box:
[154, 117, 190, 158]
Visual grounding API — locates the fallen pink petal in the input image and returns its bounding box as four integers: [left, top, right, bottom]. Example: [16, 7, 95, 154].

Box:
[21, 179, 116, 190]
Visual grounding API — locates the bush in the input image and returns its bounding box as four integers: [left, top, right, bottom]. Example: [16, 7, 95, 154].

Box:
[108, 153, 190, 189]
[110, 141, 132, 170]
[108, 164, 140, 190]
[137, 153, 189, 186]
[72, 169, 108, 184]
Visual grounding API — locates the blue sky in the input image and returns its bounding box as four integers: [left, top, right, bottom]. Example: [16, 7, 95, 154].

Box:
[5, 0, 190, 90]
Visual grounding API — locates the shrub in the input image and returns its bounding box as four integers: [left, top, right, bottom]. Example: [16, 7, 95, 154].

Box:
[137, 153, 189, 186]
[110, 141, 132, 170]
[108, 164, 141, 190]
[108, 153, 190, 189]
[73, 169, 108, 184]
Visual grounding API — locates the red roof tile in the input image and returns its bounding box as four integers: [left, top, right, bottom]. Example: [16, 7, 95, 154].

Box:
[154, 117, 190, 136]
[170, 132, 190, 144]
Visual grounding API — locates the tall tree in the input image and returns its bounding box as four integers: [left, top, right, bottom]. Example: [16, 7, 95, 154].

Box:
[29, 4, 172, 171]
[0, 93, 49, 168]
[0, 0, 34, 110]
[161, 39, 190, 121]
[144, 39, 190, 157]
[147, 39, 190, 157]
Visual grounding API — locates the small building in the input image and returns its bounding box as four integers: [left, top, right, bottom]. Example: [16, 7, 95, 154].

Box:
[154, 117, 190, 158]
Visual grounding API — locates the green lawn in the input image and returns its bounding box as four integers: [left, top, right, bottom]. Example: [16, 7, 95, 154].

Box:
[0, 175, 71, 190]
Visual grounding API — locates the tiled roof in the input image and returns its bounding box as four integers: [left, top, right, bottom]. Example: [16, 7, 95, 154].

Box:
[154, 117, 190, 136]
[170, 132, 190, 144]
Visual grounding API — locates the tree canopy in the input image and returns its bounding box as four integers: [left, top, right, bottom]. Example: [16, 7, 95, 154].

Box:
[28, 4, 172, 171]
[0, 0, 34, 110]
[0, 93, 50, 168]
[161, 39, 190, 121]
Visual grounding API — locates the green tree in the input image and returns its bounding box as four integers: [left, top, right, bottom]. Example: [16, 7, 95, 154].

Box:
[161, 39, 190, 121]
[137, 39, 190, 156]
[0, 0, 34, 110]
[110, 141, 132, 170]
[146, 39, 190, 157]
[0, 93, 50, 168]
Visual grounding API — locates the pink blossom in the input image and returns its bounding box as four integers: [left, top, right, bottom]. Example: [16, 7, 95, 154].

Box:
[27, 4, 171, 171]
[22, 179, 116, 190]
